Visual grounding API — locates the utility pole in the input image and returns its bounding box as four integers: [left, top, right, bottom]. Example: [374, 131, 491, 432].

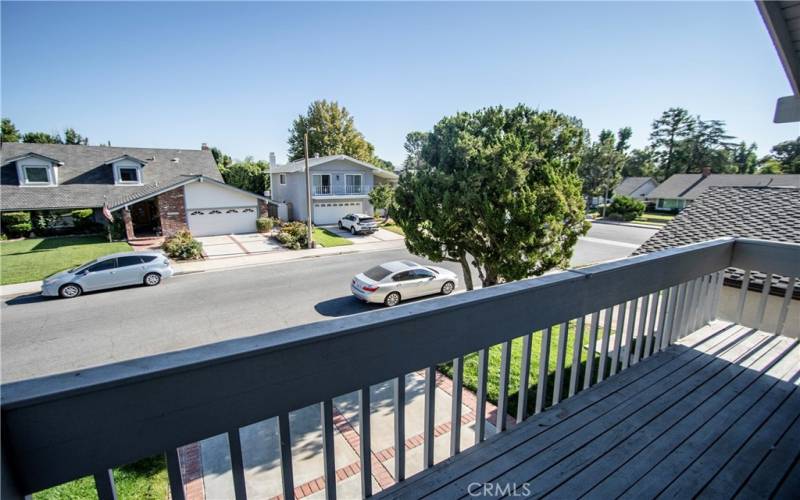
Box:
[304, 130, 314, 248]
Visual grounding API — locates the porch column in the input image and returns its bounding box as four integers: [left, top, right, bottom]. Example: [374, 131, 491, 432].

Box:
[122, 207, 135, 240]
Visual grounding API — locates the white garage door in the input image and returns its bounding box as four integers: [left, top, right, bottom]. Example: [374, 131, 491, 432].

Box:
[187, 207, 257, 237]
[313, 201, 364, 225]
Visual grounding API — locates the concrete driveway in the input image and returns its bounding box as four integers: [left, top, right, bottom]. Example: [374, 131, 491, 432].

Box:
[323, 226, 404, 244]
[196, 233, 283, 258]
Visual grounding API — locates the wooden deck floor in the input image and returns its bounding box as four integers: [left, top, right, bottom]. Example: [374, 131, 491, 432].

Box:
[378, 322, 800, 499]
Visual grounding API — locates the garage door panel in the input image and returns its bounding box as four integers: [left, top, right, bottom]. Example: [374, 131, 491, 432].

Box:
[313, 201, 363, 225]
[187, 206, 257, 236]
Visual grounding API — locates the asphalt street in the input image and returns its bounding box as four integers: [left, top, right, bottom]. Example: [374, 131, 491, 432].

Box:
[0, 223, 656, 382]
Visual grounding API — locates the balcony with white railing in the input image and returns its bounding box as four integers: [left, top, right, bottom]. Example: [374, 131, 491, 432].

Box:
[1, 238, 799, 499]
[313, 184, 373, 196]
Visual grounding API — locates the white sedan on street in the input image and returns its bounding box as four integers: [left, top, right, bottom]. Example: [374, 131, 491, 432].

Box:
[351, 260, 458, 306]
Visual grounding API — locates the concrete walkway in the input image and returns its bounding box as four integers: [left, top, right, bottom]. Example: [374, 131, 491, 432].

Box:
[183, 370, 512, 500]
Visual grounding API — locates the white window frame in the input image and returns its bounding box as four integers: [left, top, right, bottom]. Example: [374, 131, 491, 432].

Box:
[22, 165, 53, 185]
[279, 174, 286, 185]
[312, 173, 331, 186]
[113, 161, 143, 185]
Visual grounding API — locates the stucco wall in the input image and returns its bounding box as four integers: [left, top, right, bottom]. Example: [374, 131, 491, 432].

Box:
[184, 181, 258, 209]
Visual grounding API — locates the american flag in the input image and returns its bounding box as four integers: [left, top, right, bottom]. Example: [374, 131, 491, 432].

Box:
[102, 202, 113, 222]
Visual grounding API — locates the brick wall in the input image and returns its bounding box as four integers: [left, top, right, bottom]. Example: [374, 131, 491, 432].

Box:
[258, 199, 270, 218]
[157, 186, 188, 236]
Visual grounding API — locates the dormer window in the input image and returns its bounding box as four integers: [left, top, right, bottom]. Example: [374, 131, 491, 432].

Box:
[12, 153, 59, 186]
[111, 157, 145, 185]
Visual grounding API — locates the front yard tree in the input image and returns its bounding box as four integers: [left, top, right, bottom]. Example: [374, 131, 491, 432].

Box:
[64, 127, 89, 145]
[768, 137, 800, 174]
[649, 107, 693, 180]
[394, 105, 589, 290]
[219, 157, 270, 194]
[288, 100, 373, 161]
[579, 128, 631, 205]
[22, 131, 63, 144]
[1, 118, 20, 143]
[403, 131, 429, 170]
[368, 183, 395, 221]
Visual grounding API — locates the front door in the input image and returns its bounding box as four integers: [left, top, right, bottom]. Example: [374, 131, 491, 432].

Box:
[131, 199, 160, 236]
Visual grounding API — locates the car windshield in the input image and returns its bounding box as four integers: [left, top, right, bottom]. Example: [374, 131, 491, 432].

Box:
[425, 266, 439, 274]
[70, 260, 97, 273]
[363, 265, 391, 281]
[358, 217, 375, 222]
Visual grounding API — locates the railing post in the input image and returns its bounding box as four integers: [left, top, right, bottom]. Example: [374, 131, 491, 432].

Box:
[2, 444, 26, 500]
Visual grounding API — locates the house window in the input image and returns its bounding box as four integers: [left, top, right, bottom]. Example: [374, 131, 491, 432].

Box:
[345, 174, 362, 194]
[23, 166, 50, 184]
[119, 168, 139, 183]
[279, 174, 286, 185]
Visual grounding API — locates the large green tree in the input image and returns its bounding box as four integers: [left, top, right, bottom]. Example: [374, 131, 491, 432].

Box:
[219, 157, 270, 194]
[767, 137, 800, 174]
[402, 131, 429, 170]
[368, 183, 395, 221]
[22, 131, 63, 144]
[287, 100, 392, 169]
[64, 128, 88, 145]
[730, 142, 759, 174]
[622, 148, 657, 177]
[579, 127, 631, 202]
[1, 118, 20, 143]
[394, 105, 589, 290]
[649, 107, 694, 180]
[211, 146, 233, 169]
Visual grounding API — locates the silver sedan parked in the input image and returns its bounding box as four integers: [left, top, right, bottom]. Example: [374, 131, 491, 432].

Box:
[41, 251, 175, 298]
[351, 260, 458, 306]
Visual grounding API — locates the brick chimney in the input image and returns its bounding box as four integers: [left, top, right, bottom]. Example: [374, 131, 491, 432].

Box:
[201, 143, 209, 151]
[701, 166, 711, 177]
[269, 152, 277, 169]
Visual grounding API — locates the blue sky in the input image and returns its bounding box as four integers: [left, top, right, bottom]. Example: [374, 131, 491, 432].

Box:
[2, 1, 797, 166]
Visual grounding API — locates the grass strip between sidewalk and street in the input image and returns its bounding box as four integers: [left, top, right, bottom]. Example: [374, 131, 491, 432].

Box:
[313, 227, 354, 247]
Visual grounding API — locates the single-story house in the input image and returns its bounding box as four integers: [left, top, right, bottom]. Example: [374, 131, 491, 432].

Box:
[635, 185, 800, 336]
[612, 176, 658, 201]
[645, 167, 800, 211]
[0, 143, 275, 239]
[269, 154, 399, 224]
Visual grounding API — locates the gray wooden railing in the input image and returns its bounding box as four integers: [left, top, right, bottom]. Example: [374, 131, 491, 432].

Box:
[2, 238, 798, 500]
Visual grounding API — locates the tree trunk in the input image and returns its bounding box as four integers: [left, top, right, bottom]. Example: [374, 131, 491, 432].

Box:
[458, 252, 474, 291]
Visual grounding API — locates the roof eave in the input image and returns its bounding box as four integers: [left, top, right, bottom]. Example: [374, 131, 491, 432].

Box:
[757, 0, 800, 122]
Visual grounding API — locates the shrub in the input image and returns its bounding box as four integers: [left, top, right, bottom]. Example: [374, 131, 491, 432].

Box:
[1, 211, 31, 226]
[6, 223, 32, 238]
[256, 217, 276, 233]
[276, 221, 309, 250]
[70, 208, 99, 232]
[161, 229, 203, 260]
[606, 196, 645, 222]
[0, 233, 7, 241]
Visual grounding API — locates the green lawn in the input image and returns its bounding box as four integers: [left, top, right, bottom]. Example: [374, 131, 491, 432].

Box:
[439, 321, 619, 417]
[380, 222, 405, 236]
[34, 455, 168, 500]
[313, 227, 353, 247]
[0, 236, 131, 285]
[636, 213, 675, 225]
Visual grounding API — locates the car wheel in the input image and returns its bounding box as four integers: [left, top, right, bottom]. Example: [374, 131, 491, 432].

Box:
[350, 226, 357, 235]
[59, 283, 82, 299]
[143, 273, 162, 286]
[441, 281, 455, 295]
[338, 221, 343, 229]
[384, 291, 401, 307]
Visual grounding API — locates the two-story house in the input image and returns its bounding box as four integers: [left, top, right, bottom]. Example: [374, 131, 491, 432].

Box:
[0, 143, 274, 239]
[268, 154, 399, 224]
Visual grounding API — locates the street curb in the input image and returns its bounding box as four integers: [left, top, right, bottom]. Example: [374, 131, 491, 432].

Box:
[588, 219, 663, 230]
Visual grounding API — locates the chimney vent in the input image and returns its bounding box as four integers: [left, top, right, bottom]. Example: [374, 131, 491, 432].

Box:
[269, 152, 277, 169]
[201, 143, 209, 151]
[701, 166, 711, 178]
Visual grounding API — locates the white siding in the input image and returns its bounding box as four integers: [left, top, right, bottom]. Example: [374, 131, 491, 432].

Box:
[184, 181, 257, 209]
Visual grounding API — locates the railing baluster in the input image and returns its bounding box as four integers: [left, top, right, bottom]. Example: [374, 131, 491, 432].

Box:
[423, 367, 436, 468]
[710, 270, 725, 320]
[93, 469, 117, 500]
[552, 321, 569, 405]
[670, 283, 688, 344]
[359, 387, 372, 496]
[535, 328, 552, 414]
[689, 276, 704, 332]
[278, 413, 294, 500]
[694, 274, 710, 330]
[166, 449, 186, 500]
[610, 304, 626, 376]
[496, 342, 512, 431]
[475, 349, 488, 443]
[661, 286, 679, 350]
[776, 276, 797, 336]
[583, 312, 599, 390]
[597, 308, 613, 383]
[755, 273, 773, 330]
[621, 300, 637, 370]
[633, 293, 649, 365]
[568, 316, 585, 397]
[736, 270, 752, 324]
[643, 292, 659, 359]
[393, 375, 405, 482]
[517, 333, 533, 423]
[450, 358, 463, 456]
[228, 429, 247, 500]
[321, 400, 336, 500]
[676, 280, 694, 341]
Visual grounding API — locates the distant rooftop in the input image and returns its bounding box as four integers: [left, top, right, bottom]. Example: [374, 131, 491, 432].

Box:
[645, 173, 800, 201]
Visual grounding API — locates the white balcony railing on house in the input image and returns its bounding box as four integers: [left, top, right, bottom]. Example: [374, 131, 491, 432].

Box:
[1, 238, 798, 499]
[313, 184, 372, 196]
